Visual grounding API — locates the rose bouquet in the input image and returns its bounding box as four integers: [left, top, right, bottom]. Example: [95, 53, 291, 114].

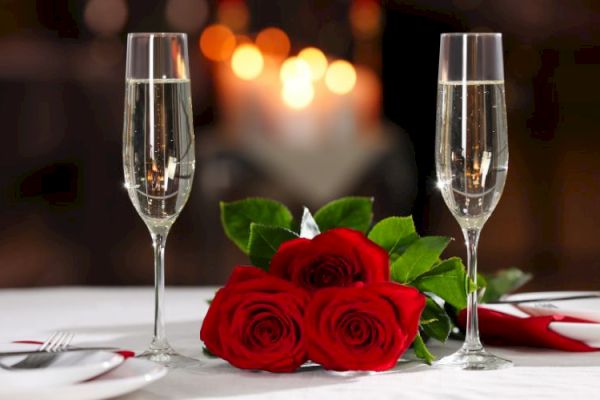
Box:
[200, 196, 525, 372]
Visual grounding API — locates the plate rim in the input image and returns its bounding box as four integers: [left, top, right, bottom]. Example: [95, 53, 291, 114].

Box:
[0, 356, 167, 398]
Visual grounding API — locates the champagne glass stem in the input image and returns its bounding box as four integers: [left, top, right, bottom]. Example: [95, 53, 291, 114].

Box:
[150, 230, 170, 351]
[463, 228, 483, 352]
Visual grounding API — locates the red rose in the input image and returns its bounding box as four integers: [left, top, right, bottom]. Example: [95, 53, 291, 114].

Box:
[304, 282, 425, 371]
[200, 266, 310, 372]
[269, 228, 389, 292]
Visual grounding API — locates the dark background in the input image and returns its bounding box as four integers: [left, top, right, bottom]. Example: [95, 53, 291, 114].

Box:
[1, 0, 599, 291]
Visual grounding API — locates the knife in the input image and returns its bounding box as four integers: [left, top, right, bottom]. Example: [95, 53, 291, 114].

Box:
[487, 294, 600, 305]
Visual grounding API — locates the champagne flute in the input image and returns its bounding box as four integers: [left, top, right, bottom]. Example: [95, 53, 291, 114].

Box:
[435, 33, 511, 370]
[122, 33, 196, 367]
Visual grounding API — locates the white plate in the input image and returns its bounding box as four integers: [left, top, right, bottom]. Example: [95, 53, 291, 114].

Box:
[0, 357, 166, 400]
[0, 350, 124, 389]
[502, 291, 600, 348]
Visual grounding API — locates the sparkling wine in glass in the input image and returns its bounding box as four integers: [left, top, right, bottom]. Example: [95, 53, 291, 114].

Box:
[123, 33, 196, 367]
[435, 33, 511, 370]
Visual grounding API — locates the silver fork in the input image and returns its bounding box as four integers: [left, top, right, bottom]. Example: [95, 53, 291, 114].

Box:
[39, 331, 75, 352]
[0, 331, 75, 370]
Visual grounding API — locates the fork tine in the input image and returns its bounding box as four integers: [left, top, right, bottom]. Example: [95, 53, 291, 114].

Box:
[46, 332, 60, 352]
[39, 331, 59, 352]
[49, 331, 67, 352]
[60, 332, 74, 351]
[56, 331, 70, 352]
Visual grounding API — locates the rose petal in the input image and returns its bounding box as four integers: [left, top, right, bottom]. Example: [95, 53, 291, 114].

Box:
[269, 238, 311, 279]
[305, 283, 424, 371]
[200, 266, 310, 373]
[367, 282, 426, 344]
[269, 228, 390, 292]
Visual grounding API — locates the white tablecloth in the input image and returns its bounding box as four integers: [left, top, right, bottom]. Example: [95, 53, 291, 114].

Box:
[1, 287, 599, 400]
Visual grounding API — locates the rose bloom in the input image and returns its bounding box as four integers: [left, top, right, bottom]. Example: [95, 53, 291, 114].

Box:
[200, 266, 310, 372]
[305, 282, 425, 371]
[269, 228, 389, 292]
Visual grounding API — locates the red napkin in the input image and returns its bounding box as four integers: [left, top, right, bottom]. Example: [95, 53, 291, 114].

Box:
[12, 340, 135, 359]
[458, 307, 600, 352]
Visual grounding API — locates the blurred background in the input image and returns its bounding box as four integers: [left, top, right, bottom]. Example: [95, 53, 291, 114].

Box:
[1, 0, 599, 290]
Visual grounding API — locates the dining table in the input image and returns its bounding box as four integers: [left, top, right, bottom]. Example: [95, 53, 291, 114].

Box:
[1, 286, 599, 400]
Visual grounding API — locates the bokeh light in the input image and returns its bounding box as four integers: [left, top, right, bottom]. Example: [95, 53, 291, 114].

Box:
[165, 0, 209, 32]
[256, 27, 290, 59]
[281, 79, 315, 110]
[217, 0, 250, 33]
[298, 47, 328, 81]
[199, 24, 236, 62]
[84, 0, 128, 37]
[231, 44, 264, 80]
[280, 56, 316, 109]
[349, 0, 381, 39]
[325, 60, 357, 95]
[280, 57, 312, 83]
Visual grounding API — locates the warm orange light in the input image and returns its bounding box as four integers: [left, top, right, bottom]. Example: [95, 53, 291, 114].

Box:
[235, 34, 253, 45]
[231, 44, 264, 80]
[199, 24, 236, 62]
[325, 60, 357, 95]
[280, 56, 314, 108]
[298, 47, 328, 81]
[217, 0, 249, 32]
[349, 0, 382, 39]
[281, 79, 315, 110]
[280, 57, 312, 83]
[256, 27, 290, 59]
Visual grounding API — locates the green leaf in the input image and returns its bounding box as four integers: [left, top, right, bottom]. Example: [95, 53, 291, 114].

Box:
[313, 196, 373, 233]
[248, 224, 299, 270]
[477, 273, 488, 290]
[412, 257, 470, 309]
[420, 298, 452, 343]
[391, 236, 451, 283]
[367, 216, 419, 258]
[412, 333, 436, 365]
[481, 267, 532, 303]
[220, 198, 294, 254]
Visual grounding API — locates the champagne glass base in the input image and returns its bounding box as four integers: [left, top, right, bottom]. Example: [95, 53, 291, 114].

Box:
[435, 347, 512, 370]
[137, 346, 202, 369]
